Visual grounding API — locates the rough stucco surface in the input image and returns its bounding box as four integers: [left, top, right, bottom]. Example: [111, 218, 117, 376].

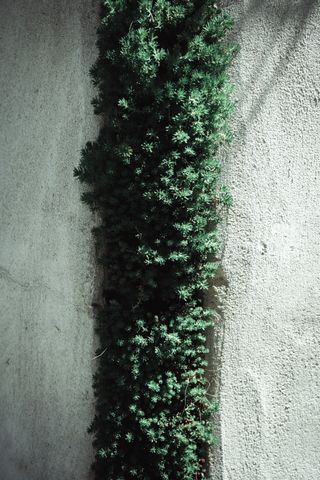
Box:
[211, 1, 320, 479]
[0, 1, 98, 479]
[1, 1, 320, 480]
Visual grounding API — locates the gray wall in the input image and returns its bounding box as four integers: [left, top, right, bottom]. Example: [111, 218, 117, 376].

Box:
[0, 1, 98, 479]
[212, 1, 320, 479]
[1, 1, 320, 479]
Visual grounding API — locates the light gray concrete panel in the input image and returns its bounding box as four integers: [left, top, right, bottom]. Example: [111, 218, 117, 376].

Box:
[0, 1, 98, 478]
[213, 1, 320, 479]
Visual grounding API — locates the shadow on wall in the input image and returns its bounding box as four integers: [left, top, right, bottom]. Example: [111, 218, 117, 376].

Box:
[225, 0, 318, 139]
[209, 1, 318, 479]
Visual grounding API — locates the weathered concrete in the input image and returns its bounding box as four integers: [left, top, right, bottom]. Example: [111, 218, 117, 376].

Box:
[1, 1, 320, 479]
[0, 1, 98, 478]
[211, 1, 320, 479]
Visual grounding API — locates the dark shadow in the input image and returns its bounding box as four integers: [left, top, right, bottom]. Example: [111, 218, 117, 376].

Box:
[205, 265, 229, 480]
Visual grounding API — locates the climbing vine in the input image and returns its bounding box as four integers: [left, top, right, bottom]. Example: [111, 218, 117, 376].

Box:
[75, 1, 236, 479]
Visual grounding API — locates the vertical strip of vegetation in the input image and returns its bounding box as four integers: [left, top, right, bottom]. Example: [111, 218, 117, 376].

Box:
[75, 1, 236, 479]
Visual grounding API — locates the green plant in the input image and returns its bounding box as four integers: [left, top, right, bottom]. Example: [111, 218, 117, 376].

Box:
[75, 2, 236, 479]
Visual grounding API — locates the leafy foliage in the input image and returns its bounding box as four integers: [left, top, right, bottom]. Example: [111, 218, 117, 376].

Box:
[75, 1, 236, 479]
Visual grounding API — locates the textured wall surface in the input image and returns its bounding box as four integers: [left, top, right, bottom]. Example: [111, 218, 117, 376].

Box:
[1, 1, 320, 480]
[211, 1, 320, 479]
[0, 1, 98, 479]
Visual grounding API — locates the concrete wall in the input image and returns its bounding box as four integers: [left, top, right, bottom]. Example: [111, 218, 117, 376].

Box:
[212, 1, 320, 479]
[0, 1, 98, 479]
[1, 1, 320, 480]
